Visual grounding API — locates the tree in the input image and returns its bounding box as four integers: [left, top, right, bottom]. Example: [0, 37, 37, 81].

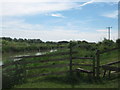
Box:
[116, 39, 120, 48]
[2, 37, 12, 41]
[58, 41, 69, 44]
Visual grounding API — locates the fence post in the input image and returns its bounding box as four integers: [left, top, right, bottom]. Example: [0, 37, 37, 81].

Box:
[69, 41, 73, 75]
[15, 61, 19, 84]
[96, 50, 100, 79]
[93, 57, 95, 77]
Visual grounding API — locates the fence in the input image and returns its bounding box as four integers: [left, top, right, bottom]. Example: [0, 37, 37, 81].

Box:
[2, 43, 120, 82]
[2, 42, 96, 81]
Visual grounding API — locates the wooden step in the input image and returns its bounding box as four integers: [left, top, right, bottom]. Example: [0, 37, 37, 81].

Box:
[76, 68, 93, 73]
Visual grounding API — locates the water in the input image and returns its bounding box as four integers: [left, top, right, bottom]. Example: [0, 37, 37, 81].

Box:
[2, 49, 57, 65]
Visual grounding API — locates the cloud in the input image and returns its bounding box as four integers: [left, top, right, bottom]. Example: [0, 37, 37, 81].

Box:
[1, 2, 78, 16]
[1, 0, 118, 17]
[79, 0, 95, 7]
[1, 19, 44, 31]
[79, 0, 118, 7]
[1, 19, 118, 42]
[102, 10, 118, 18]
[96, 29, 108, 32]
[2, 29, 118, 42]
[50, 13, 65, 18]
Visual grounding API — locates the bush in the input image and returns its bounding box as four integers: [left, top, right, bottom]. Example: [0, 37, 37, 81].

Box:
[2, 62, 26, 89]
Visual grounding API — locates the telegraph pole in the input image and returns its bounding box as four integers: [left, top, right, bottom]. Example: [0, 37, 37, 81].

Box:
[106, 27, 112, 40]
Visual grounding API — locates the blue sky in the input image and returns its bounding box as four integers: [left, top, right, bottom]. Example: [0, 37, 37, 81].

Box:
[1, 0, 119, 42]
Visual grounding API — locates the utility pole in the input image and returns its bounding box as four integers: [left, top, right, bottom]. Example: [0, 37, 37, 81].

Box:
[106, 27, 112, 40]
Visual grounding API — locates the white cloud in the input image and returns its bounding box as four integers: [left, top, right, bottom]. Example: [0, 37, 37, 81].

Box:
[102, 10, 118, 18]
[79, 0, 118, 7]
[1, 2, 78, 16]
[50, 13, 65, 18]
[79, 0, 95, 7]
[1, 19, 118, 42]
[1, 0, 118, 17]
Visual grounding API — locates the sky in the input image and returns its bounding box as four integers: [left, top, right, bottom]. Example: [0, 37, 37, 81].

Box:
[0, 0, 119, 42]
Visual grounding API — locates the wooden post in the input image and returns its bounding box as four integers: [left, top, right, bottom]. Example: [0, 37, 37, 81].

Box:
[96, 50, 100, 79]
[93, 57, 95, 77]
[15, 61, 19, 84]
[69, 41, 73, 75]
[22, 61, 26, 82]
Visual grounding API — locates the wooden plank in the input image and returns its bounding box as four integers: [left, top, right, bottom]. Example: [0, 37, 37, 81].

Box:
[16, 57, 70, 65]
[101, 61, 120, 66]
[72, 57, 94, 60]
[72, 63, 93, 66]
[26, 64, 69, 70]
[99, 48, 119, 54]
[14, 51, 77, 59]
[75, 68, 93, 73]
[28, 70, 70, 78]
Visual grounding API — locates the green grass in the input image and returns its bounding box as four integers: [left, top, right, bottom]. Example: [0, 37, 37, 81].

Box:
[11, 46, 119, 88]
[14, 74, 119, 88]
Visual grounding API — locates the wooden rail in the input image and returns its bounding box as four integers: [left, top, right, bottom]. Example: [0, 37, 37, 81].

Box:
[3, 63, 92, 73]
[28, 70, 69, 78]
[28, 69, 77, 78]
[99, 47, 119, 54]
[72, 57, 94, 60]
[13, 51, 77, 59]
[26, 64, 68, 70]
[14, 57, 70, 65]
[101, 60, 120, 66]
[72, 63, 93, 66]
[26, 63, 92, 70]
